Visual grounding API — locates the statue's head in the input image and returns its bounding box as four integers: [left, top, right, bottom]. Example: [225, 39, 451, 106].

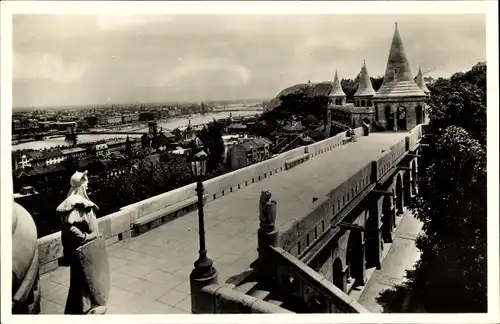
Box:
[70, 170, 88, 188]
[57, 170, 97, 212]
[67, 170, 92, 201]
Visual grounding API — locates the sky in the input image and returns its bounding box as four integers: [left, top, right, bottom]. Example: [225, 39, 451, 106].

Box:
[12, 14, 486, 108]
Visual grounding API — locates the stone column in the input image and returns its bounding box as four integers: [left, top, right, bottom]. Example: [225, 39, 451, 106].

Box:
[257, 190, 278, 284]
[355, 236, 367, 286]
[366, 201, 382, 270]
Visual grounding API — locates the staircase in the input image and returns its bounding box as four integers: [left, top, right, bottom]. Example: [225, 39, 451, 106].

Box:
[277, 134, 304, 154]
[231, 278, 294, 310]
[272, 133, 305, 155]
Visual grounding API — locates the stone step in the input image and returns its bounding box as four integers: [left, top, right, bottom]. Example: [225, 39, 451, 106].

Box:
[234, 281, 258, 295]
[267, 299, 284, 307]
[250, 289, 271, 300]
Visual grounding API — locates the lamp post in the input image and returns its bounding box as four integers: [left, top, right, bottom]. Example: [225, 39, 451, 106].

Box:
[189, 137, 218, 314]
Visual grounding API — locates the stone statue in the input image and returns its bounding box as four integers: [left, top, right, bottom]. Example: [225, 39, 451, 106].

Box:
[57, 171, 110, 315]
[259, 190, 276, 231]
[12, 202, 41, 314]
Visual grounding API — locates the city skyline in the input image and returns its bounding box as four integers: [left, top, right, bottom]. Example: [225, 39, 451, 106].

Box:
[13, 14, 486, 108]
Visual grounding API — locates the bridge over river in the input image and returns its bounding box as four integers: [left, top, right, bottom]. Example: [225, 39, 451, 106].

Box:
[36, 124, 425, 314]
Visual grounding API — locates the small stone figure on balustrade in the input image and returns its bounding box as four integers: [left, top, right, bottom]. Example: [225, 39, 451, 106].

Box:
[57, 171, 110, 315]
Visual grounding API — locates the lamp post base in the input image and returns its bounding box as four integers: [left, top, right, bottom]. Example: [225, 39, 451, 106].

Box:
[190, 264, 218, 314]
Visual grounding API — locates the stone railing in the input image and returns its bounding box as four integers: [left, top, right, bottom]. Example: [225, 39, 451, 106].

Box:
[277, 160, 373, 259]
[36, 127, 364, 273]
[406, 124, 423, 151]
[269, 246, 369, 313]
[199, 284, 293, 314]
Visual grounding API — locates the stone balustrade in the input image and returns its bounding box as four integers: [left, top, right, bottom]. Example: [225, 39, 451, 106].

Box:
[406, 124, 423, 151]
[199, 284, 293, 314]
[269, 246, 369, 313]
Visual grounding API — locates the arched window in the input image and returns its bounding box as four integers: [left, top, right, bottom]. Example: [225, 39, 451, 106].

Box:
[367, 100, 372, 106]
[361, 100, 366, 107]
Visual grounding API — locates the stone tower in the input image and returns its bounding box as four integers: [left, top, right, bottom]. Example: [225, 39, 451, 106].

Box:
[330, 70, 347, 106]
[374, 23, 427, 131]
[354, 61, 376, 109]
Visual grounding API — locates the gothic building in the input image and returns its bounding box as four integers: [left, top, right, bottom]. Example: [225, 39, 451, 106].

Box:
[327, 23, 429, 131]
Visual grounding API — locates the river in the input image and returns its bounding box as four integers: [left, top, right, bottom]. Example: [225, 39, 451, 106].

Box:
[12, 110, 262, 151]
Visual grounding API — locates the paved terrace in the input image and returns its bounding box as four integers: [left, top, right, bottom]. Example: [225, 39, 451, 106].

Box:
[40, 132, 408, 314]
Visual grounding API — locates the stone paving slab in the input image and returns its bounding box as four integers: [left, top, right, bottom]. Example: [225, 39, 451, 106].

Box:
[39, 132, 408, 314]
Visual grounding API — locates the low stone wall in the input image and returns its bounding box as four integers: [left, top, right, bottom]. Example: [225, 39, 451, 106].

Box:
[306, 129, 354, 157]
[406, 124, 423, 150]
[203, 154, 285, 201]
[200, 284, 292, 313]
[35, 126, 365, 273]
[121, 184, 196, 219]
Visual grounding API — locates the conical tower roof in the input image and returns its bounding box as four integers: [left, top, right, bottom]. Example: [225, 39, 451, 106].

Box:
[354, 61, 376, 97]
[375, 23, 426, 98]
[330, 70, 346, 97]
[415, 67, 430, 94]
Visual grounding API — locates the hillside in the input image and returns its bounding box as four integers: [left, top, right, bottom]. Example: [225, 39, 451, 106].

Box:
[265, 77, 384, 112]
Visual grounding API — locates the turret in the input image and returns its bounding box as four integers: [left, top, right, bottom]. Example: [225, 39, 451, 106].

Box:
[354, 61, 375, 108]
[415, 67, 431, 97]
[330, 70, 347, 106]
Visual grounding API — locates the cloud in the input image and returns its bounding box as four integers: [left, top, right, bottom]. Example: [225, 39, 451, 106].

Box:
[158, 57, 251, 88]
[11, 14, 486, 107]
[96, 15, 172, 30]
[13, 52, 88, 83]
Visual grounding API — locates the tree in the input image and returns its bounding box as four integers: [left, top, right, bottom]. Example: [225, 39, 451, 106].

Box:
[407, 68, 487, 312]
[198, 121, 225, 172]
[427, 70, 486, 146]
[125, 135, 132, 156]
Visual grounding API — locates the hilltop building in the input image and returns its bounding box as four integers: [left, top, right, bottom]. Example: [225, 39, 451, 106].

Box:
[327, 24, 430, 131]
[327, 23, 429, 131]
[472, 61, 486, 73]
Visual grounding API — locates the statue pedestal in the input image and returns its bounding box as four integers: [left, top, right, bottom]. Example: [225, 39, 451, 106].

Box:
[257, 227, 279, 283]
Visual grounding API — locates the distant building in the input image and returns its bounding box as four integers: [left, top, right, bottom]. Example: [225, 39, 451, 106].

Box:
[94, 143, 109, 157]
[121, 113, 140, 124]
[229, 137, 272, 170]
[43, 150, 65, 165]
[107, 115, 122, 125]
[84, 115, 99, 128]
[141, 122, 175, 151]
[227, 123, 247, 135]
[472, 61, 486, 73]
[282, 121, 305, 134]
[60, 147, 87, 160]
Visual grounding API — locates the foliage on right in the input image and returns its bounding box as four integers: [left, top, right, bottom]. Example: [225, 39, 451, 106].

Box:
[409, 68, 487, 312]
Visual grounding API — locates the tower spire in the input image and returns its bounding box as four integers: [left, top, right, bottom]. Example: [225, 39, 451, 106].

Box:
[415, 66, 430, 95]
[330, 69, 346, 97]
[375, 23, 426, 98]
[354, 61, 375, 97]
